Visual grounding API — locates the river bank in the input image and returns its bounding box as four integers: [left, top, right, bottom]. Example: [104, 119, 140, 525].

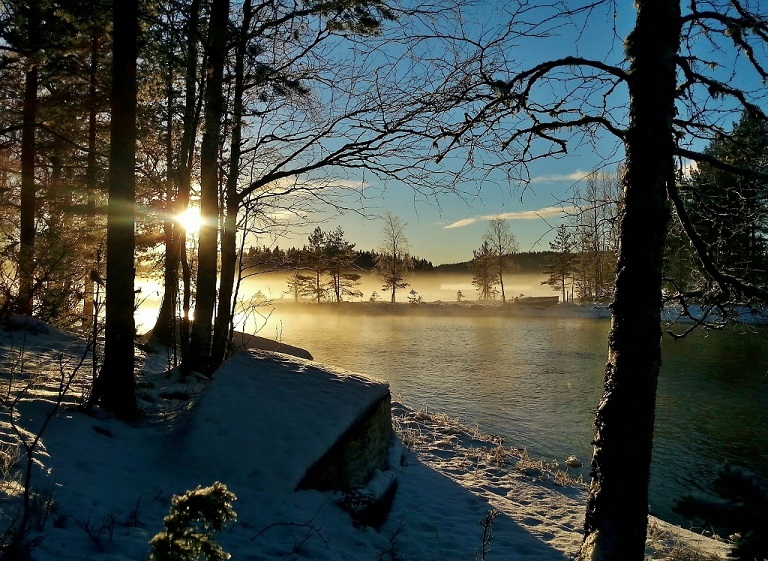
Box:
[0, 318, 730, 560]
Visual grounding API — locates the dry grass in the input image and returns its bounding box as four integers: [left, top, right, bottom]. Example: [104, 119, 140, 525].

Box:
[645, 521, 726, 561]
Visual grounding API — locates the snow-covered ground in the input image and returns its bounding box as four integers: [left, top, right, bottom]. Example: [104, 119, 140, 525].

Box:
[0, 317, 729, 560]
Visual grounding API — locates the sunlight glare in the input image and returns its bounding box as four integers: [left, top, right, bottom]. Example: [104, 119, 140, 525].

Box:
[177, 206, 203, 234]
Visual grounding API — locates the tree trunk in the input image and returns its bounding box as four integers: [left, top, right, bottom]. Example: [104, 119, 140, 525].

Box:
[498, 263, 506, 303]
[210, 0, 252, 372]
[151, 0, 201, 351]
[185, 0, 229, 374]
[211, 195, 238, 371]
[579, 1, 679, 559]
[18, 66, 38, 316]
[151, 49, 181, 350]
[83, 33, 99, 326]
[91, 0, 139, 418]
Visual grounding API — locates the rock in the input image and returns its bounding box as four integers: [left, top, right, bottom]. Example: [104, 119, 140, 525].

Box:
[230, 331, 313, 360]
[565, 455, 583, 468]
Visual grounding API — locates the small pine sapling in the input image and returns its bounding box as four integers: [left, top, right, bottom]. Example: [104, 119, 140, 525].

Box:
[149, 482, 236, 561]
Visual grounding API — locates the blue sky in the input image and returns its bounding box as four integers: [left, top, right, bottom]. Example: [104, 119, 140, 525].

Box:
[331, 163, 599, 265]
[252, 0, 762, 265]
[255, 1, 633, 264]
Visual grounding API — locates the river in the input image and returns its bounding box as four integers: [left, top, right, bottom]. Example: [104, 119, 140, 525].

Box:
[247, 303, 768, 527]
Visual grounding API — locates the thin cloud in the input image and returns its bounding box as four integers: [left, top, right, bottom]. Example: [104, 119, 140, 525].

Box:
[442, 206, 576, 229]
[529, 170, 590, 184]
[442, 217, 480, 229]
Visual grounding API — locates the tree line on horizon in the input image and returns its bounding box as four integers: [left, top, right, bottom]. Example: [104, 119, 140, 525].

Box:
[0, 0, 767, 560]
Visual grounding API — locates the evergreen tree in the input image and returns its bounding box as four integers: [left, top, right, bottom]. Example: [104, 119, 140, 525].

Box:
[90, 0, 139, 418]
[684, 111, 768, 289]
[325, 226, 361, 302]
[149, 482, 237, 561]
[285, 270, 314, 302]
[304, 227, 328, 303]
[186, 0, 229, 375]
[542, 224, 576, 303]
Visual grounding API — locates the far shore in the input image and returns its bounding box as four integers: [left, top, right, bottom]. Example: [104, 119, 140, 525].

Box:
[259, 299, 612, 318]
[250, 298, 768, 326]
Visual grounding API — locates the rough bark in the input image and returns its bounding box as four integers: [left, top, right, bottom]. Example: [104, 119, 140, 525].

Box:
[579, 1, 680, 559]
[185, 0, 229, 374]
[18, 66, 38, 316]
[91, 0, 138, 418]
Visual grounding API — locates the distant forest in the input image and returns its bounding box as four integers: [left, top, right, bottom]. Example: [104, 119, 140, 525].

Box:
[433, 252, 554, 275]
[242, 245, 553, 274]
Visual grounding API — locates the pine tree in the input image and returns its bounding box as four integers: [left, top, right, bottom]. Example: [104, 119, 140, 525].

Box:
[542, 224, 576, 303]
[684, 111, 768, 289]
[149, 482, 237, 561]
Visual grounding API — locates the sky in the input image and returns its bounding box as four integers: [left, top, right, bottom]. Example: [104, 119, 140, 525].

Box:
[239, 0, 633, 265]
[240, 0, 765, 266]
[327, 163, 598, 265]
[0, 316, 729, 561]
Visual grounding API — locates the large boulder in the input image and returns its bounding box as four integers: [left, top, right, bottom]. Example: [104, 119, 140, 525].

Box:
[170, 350, 392, 494]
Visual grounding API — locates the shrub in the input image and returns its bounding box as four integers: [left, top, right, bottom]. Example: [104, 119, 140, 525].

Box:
[149, 482, 236, 561]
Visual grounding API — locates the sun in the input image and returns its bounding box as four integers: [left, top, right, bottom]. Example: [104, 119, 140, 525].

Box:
[176, 206, 203, 234]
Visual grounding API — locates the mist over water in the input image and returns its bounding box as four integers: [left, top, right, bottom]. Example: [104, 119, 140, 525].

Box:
[240, 271, 556, 305]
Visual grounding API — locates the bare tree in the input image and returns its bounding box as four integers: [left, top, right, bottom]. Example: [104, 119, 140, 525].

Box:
[431, 1, 768, 559]
[375, 213, 412, 303]
[482, 218, 518, 303]
[570, 169, 622, 301]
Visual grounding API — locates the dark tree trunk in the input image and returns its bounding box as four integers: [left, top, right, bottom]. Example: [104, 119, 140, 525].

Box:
[498, 262, 506, 304]
[152, 0, 202, 352]
[579, 1, 679, 559]
[211, 0, 252, 372]
[211, 194, 239, 371]
[91, 0, 139, 418]
[151, 47, 181, 351]
[18, 66, 38, 316]
[83, 32, 100, 326]
[185, 0, 229, 374]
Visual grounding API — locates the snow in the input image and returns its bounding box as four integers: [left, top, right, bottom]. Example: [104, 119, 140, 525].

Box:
[0, 317, 730, 561]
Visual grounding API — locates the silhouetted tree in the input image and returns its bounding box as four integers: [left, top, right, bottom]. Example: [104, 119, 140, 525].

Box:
[684, 111, 768, 288]
[542, 224, 576, 303]
[304, 227, 328, 303]
[432, 1, 768, 559]
[185, 0, 229, 375]
[469, 240, 499, 301]
[90, 0, 139, 418]
[374, 213, 412, 303]
[482, 218, 518, 303]
[325, 226, 361, 302]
